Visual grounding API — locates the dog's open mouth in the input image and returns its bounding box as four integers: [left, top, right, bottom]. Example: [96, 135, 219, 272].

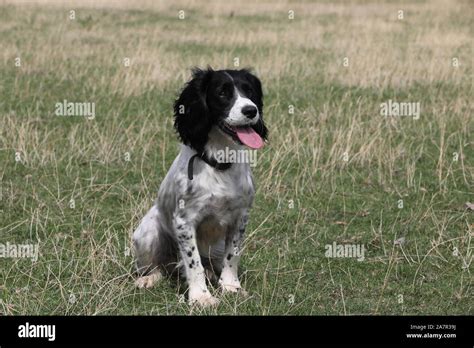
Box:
[219, 123, 264, 149]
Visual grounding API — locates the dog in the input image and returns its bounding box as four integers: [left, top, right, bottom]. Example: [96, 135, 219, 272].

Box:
[132, 68, 268, 306]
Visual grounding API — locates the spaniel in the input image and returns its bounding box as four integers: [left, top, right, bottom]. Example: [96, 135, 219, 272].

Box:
[133, 68, 268, 306]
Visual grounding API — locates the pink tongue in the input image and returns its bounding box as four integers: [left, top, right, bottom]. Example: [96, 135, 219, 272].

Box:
[235, 127, 264, 149]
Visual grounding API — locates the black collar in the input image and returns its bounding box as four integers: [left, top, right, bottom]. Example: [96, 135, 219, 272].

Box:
[187, 152, 232, 180]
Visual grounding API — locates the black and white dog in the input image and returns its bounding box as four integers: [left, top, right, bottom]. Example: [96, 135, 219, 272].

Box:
[132, 68, 268, 306]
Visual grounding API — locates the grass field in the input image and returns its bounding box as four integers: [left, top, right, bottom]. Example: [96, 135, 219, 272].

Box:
[0, 0, 472, 315]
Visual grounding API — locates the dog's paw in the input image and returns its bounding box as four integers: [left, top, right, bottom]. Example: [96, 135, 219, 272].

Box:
[219, 274, 247, 296]
[135, 270, 162, 289]
[188, 290, 220, 307]
[220, 283, 248, 297]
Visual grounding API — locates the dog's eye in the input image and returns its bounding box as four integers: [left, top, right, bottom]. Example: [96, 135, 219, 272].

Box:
[219, 90, 229, 98]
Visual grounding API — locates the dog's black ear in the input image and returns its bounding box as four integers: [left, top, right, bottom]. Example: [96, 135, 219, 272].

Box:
[243, 69, 268, 142]
[253, 114, 268, 142]
[242, 69, 263, 109]
[174, 68, 213, 153]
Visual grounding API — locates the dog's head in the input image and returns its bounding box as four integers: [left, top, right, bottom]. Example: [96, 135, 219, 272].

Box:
[174, 68, 268, 153]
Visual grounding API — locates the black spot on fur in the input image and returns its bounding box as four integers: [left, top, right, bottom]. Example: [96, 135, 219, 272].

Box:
[187, 251, 192, 257]
[186, 184, 193, 195]
[227, 254, 233, 260]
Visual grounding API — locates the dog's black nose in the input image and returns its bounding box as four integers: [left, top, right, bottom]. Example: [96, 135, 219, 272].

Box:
[242, 105, 257, 119]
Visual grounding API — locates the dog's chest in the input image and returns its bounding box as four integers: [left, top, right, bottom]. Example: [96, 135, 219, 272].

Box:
[191, 164, 254, 219]
[191, 165, 254, 253]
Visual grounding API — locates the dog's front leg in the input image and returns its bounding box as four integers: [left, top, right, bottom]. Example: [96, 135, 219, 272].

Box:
[174, 216, 219, 307]
[219, 213, 248, 295]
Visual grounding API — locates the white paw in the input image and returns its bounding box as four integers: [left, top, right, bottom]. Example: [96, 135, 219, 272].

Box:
[219, 278, 248, 296]
[220, 283, 248, 296]
[188, 290, 220, 307]
[135, 271, 162, 289]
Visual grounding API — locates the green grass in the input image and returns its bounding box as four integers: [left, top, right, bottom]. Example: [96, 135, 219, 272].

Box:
[0, 0, 472, 315]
